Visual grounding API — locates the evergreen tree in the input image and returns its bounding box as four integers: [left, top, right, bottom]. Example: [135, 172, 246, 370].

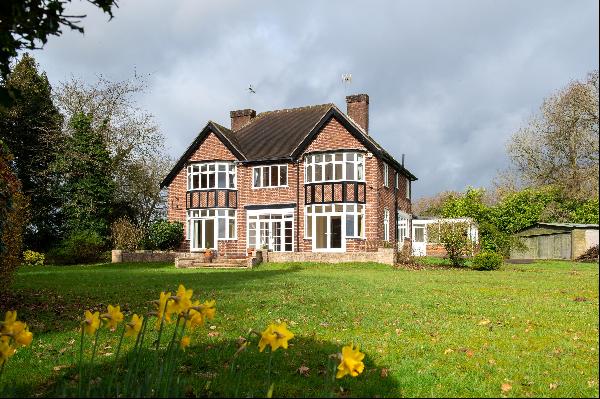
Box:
[0, 54, 64, 250]
[57, 112, 115, 237]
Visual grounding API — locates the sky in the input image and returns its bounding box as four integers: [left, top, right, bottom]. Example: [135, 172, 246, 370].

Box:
[30, 0, 599, 199]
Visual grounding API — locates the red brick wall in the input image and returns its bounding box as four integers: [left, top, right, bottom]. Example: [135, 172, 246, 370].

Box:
[166, 116, 413, 255]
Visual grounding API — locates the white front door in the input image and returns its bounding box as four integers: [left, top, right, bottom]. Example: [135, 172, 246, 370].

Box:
[412, 223, 427, 256]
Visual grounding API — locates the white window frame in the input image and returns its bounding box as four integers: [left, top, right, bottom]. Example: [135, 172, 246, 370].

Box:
[395, 173, 399, 190]
[383, 208, 390, 241]
[304, 152, 365, 183]
[397, 211, 410, 248]
[187, 208, 237, 251]
[187, 162, 236, 190]
[383, 163, 389, 187]
[252, 164, 288, 188]
[304, 203, 365, 240]
[406, 177, 411, 200]
[246, 208, 294, 252]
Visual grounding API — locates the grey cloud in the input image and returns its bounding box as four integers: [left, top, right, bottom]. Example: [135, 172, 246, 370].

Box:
[32, 0, 599, 198]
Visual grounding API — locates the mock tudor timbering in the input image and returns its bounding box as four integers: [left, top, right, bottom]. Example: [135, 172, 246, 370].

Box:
[161, 94, 417, 258]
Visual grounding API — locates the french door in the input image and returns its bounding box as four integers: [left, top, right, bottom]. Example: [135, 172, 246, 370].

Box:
[191, 218, 216, 250]
[247, 209, 294, 252]
[314, 215, 344, 252]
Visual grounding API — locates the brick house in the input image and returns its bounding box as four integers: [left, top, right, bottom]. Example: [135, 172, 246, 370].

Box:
[160, 94, 417, 259]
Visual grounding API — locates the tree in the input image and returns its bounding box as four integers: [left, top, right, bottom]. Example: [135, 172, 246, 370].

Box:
[55, 75, 169, 228]
[427, 221, 474, 267]
[0, 54, 64, 250]
[506, 70, 599, 200]
[56, 112, 115, 236]
[412, 190, 461, 217]
[0, 140, 28, 293]
[0, 0, 117, 79]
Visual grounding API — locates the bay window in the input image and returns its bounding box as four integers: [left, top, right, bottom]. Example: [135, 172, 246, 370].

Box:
[187, 162, 236, 190]
[304, 152, 364, 183]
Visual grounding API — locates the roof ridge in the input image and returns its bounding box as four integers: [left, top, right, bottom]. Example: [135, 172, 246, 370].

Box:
[256, 102, 334, 117]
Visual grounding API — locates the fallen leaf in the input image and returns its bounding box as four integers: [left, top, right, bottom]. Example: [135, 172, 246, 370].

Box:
[549, 383, 558, 390]
[380, 368, 389, 378]
[297, 365, 310, 377]
[478, 319, 491, 326]
[207, 331, 219, 337]
[501, 383, 512, 393]
[444, 348, 454, 355]
[466, 350, 474, 357]
[209, 325, 216, 330]
[488, 359, 496, 365]
[53, 365, 69, 372]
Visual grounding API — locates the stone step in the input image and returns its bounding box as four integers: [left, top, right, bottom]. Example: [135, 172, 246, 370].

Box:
[175, 257, 248, 269]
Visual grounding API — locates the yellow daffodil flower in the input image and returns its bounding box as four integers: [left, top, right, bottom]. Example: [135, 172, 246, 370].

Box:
[336, 343, 365, 379]
[103, 305, 124, 330]
[2, 310, 17, 329]
[83, 310, 101, 335]
[155, 291, 172, 328]
[185, 301, 204, 330]
[180, 335, 191, 351]
[258, 322, 294, 352]
[0, 340, 15, 366]
[169, 284, 193, 315]
[125, 314, 144, 338]
[200, 299, 216, 320]
[11, 321, 33, 347]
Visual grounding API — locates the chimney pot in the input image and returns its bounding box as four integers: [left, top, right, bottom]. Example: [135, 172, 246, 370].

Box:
[230, 109, 256, 131]
[346, 94, 369, 133]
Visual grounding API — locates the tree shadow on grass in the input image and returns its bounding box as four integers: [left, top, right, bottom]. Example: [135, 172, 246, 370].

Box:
[8, 264, 305, 332]
[8, 335, 400, 398]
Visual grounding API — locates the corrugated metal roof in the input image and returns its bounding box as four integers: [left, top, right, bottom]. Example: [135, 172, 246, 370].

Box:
[537, 222, 599, 229]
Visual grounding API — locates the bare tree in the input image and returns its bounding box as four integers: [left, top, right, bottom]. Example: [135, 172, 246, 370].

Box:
[54, 75, 169, 227]
[506, 70, 599, 199]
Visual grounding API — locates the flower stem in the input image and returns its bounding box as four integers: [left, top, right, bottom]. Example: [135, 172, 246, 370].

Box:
[107, 325, 126, 395]
[77, 326, 85, 397]
[87, 327, 101, 396]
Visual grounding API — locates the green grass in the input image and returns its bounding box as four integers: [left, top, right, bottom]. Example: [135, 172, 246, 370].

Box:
[2, 259, 598, 397]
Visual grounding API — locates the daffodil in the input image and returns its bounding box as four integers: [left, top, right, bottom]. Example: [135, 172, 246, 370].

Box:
[125, 314, 144, 338]
[83, 310, 101, 335]
[169, 284, 193, 315]
[199, 299, 216, 320]
[11, 321, 33, 347]
[258, 322, 294, 352]
[102, 305, 124, 330]
[0, 340, 15, 366]
[336, 343, 365, 379]
[185, 301, 204, 330]
[180, 335, 191, 351]
[2, 310, 17, 330]
[155, 291, 172, 329]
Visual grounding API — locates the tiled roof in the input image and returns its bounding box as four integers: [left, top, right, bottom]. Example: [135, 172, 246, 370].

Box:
[234, 103, 333, 161]
[160, 102, 418, 187]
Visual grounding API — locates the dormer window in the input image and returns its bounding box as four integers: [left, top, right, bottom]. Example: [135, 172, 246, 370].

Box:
[187, 162, 236, 190]
[304, 152, 364, 183]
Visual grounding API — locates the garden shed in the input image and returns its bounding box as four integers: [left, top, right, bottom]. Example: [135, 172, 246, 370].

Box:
[510, 223, 599, 260]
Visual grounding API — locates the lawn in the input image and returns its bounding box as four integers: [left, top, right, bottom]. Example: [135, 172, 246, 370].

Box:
[2, 259, 598, 397]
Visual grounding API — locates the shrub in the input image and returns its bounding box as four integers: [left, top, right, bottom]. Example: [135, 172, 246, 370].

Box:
[428, 221, 475, 267]
[471, 251, 503, 271]
[48, 230, 106, 264]
[22, 250, 45, 266]
[146, 220, 184, 250]
[111, 217, 143, 251]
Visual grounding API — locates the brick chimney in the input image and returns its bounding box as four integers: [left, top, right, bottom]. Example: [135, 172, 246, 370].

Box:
[230, 109, 256, 131]
[346, 94, 369, 133]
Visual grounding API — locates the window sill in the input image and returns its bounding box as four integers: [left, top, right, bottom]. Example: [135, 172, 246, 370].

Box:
[252, 185, 289, 190]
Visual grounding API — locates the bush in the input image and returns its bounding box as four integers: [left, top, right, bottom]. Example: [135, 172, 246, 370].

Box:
[48, 230, 106, 264]
[146, 220, 184, 250]
[429, 221, 475, 267]
[111, 217, 143, 251]
[22, 250, 45, 266]
[471, 251, 503, 271]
